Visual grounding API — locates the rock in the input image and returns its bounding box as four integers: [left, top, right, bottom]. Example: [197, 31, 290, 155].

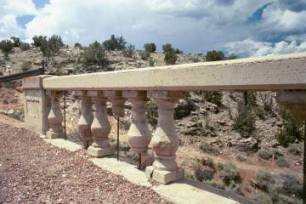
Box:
[232, 137, 258, 152]
[276, 121, 283, 127]
[217, 120, 226, 126]
[174, 98, 197, 119]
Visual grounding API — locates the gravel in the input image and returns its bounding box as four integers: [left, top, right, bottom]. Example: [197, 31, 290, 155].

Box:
[0, 122, 170, 204]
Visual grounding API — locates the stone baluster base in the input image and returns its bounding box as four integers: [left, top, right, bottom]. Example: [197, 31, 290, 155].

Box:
[87, 91, 114, 157]
[146, 91, 184, 184]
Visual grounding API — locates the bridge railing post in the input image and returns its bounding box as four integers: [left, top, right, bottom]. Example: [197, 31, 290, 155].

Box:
[23, 75, 51, 136]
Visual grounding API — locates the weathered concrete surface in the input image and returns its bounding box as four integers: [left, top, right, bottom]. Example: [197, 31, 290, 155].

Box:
[23, 75, 50, 134]
[44, 138, 82, 152]
[153, 182, 239, 204]
[90, 157, 239, 204]
[43, 52, 306, 91]
[90, 158, 152, 187]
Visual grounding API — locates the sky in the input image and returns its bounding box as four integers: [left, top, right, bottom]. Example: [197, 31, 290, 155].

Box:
[1, 0, 306, 56]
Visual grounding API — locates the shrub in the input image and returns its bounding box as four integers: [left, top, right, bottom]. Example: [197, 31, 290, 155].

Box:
[32, 35, 64, 57]
[174, 97, 196, 119]
[162, 43, 178, 65]
[243, 91, 257, 107]
[20, 42, 31, 51]
[10, 37, 21, 47]
[162, 43, 173, 53]
[258, 92, 273, 113]
[144, 43, 156, 53]
[175, 48, 183, 54]
[233, 102, 256, 137]
[47, 35, 64, 54]
[200, 142, 220, 155]
[218, 162, 240, 186]
[276, 157, 289, 168]
[74, 42, 82, 48]
[194, 168, 214, 181]
[205, 91, 223, 106]
[288, 143, 303, 155]
[164, 49, 177, 65]
[257, 148, 273, 160]
[140, 51, 150, 60]
[0, 40, 14, 59]
[39, 40, 51, 57]
[123, 44, 135, 58]
[32, 35, 47, 47]
[255, 106, 266, 120]
[271, 194, 302, 204]
[227, 54, 238, 60]
[149, 57, 155, 66]
[279, 173, 303, 196]
[206, 50, 225, 61]
[82, 41, 108, 67]
[255, 171, 302, 202]
[103, 34, 126, 51]
[277, 110, 302, 147]
[145, 101, 158, 128]
[255, 170, 275, 191]
[253, 193, 273, 204]
[202, 157, 214, 168]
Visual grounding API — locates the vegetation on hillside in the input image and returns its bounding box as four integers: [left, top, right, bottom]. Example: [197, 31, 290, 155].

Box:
[0, 34, 304, 204]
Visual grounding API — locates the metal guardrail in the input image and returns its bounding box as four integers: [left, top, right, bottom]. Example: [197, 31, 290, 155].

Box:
[0, 68, 44, 83]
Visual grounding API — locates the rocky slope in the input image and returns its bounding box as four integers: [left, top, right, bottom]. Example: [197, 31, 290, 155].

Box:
[0, 47, 304, 203]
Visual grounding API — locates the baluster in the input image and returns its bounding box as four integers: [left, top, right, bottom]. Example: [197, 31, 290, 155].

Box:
[123, 91, 153, 167]
[76, 91, 93, 149]
[87, 91, 114, 157]
[46, 91, 64, 139]
[146, 91, 184, 184]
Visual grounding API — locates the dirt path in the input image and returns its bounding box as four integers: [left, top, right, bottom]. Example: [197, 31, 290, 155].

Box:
[0, 117, 169, 204]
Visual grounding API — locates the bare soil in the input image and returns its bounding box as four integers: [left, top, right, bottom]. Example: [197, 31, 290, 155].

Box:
[0, 116, 170, 204]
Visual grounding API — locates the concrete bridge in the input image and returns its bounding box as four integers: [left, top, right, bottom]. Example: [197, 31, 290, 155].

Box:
[22, 52, 306, 203]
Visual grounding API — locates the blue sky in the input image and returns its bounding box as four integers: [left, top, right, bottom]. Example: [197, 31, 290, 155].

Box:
[1, 0, 306, 56]
[32, 0, 49, 9]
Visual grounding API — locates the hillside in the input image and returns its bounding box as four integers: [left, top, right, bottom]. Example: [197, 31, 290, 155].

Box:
[0, 43, 304, 204]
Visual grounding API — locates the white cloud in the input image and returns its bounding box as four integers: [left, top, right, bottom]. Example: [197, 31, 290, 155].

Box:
[225, 38, 306, 57]
[0, 0, 37, 40]
[0, 0, 306, 55]
[261, 5, 306, 33]
[24, 0, 270, 52]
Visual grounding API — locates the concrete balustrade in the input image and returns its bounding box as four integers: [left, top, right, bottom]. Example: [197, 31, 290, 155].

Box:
[87, 91, 114, 157]
[123, 91, 153, 167]
[46, 91, 64, 139]
[23, 52, 306, 184]
[146, 91, 185, 183]
[76, 91, 93, 149]
[123, 91, 151, 153]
